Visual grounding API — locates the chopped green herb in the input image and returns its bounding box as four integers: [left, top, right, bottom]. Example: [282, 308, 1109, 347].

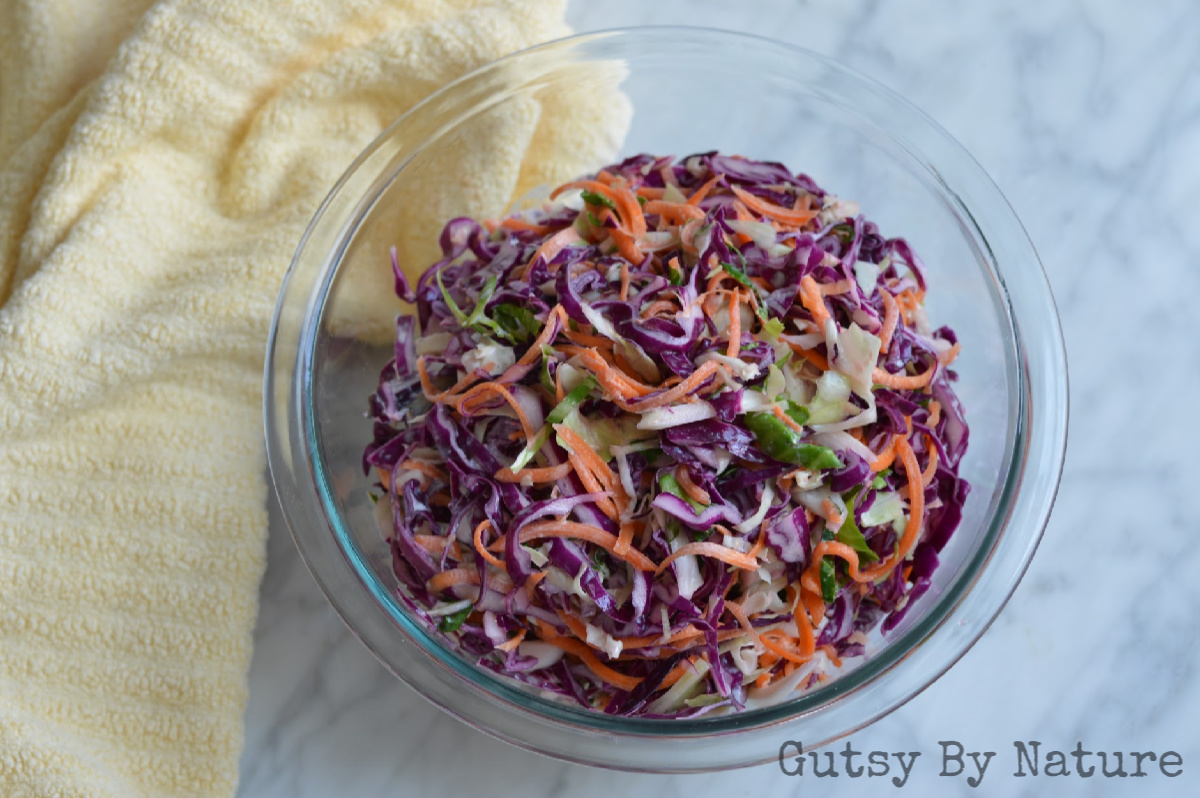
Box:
[463, 274, 498, 330]
[510, 376, 596, 472]
[744, 412, 842, 469]
[491, 303, 539, 344]
[438, 270, 500, 335]
[783, 400, 810, 427]
[720, 260, 752, 290]
[835, 491, 880, 563]
[438, 606, 472, 633]
[832, 222, 855, 245]
[590, 548, 611, 580]
[547, 376, 596, 426]
[723, 248, 770, 320]
[539, 345, 556, 394]
[435, 269, 468, 324]
[819, 557, 838, 603]
[581, 190, 616, 211]
[668, 266, 685, 285]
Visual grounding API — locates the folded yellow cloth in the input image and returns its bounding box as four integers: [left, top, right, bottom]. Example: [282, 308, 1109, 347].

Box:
[0, 1, 626, 795]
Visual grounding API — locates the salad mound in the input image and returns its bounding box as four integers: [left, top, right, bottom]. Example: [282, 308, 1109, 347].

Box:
[365, 153, 969, 717]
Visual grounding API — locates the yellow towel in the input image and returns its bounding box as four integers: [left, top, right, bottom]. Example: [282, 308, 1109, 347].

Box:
[0, 1, 626, 795]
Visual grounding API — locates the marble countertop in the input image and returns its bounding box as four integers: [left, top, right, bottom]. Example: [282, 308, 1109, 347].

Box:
[238, 1, 1200, 795]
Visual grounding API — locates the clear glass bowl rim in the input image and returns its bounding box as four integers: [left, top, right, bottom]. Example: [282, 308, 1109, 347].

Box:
[265, 26, 1069, 770]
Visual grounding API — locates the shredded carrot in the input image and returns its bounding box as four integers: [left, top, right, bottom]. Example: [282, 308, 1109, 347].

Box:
[798, 275, 833, 331]
[655, 541, 760, 575]
[524, 570, 547, 602]
[455, 381, 537, 441]
[641, 299, 678, 318]
[785, 342, 831, 373]
[818, 279, 854, 297]
[427, 568, 480, 593]
[938, 341, 962, 365]
[616, 624, 703, 650]
[859, 434, 925, 580]
[819, 644, 843, 668]
[514, 520, 657, 572]
[561, 327, 615, 349]
[576, 348, 654, 397]
[659, 660, 694, 689]
[473, 520, 506, 569]
[878, 290, 899, 354]
[869, 434, 899, 472]
[759, 630, 814, 665]
[928, 400, 942, 428]
[794, 602, 816, 660]
[555, 610, 592, 645]
[523, 227, 581, 277]
[413, 534, 450, 554]
[515, 305, 566, 367]
[553, 423, 624, 522]
[686, 173, 722, 206]
[623, 360, 724, 412]
[643, 200, 705, 222]
[746, 518, 769, 559]
[921, 440, 939, 487]
[730, 185, 820, 226]
[614, 521, 637, 558]
[674, 466, 711, 505]
[500, 217, 553, 235]
[872, 363, 936, 390]
[821, 498, 844, 528]
[495, 462, 572, 484]
[494, 630, 527, 653]
[551, 179, 619, 205]
[609, 226, 643, 263]
[539, 635, 642, 691]
[397, 459, 448, 484]
[723, 600, 760, 643]
[619, 259, 631, 301]
[416, 356, 479, 403]
[726, 289, 743, 357]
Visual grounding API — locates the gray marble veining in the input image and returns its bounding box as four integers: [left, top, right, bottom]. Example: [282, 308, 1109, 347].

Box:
[238, 1, 1200, 795]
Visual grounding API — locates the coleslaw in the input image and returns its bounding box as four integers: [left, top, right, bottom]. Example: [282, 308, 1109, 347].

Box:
[364, 152, 969, 717]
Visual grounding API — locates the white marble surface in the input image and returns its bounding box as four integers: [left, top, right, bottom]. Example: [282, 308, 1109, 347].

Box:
[238, 1, 1200, 795]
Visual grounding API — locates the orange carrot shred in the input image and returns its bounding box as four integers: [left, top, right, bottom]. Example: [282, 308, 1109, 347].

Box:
[655, 541, 759, 575]
[798, 275, 833, 331]
[872, 363, 936, 390]
[726, 289, 743, 358]
[730, 185, 820, 226]
[686, 173, 722, 206]
[878, 290, 899, 354]
[473, 520, 506, 569]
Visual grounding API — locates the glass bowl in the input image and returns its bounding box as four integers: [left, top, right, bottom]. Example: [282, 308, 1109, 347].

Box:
[264, 27, 1067, 772]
